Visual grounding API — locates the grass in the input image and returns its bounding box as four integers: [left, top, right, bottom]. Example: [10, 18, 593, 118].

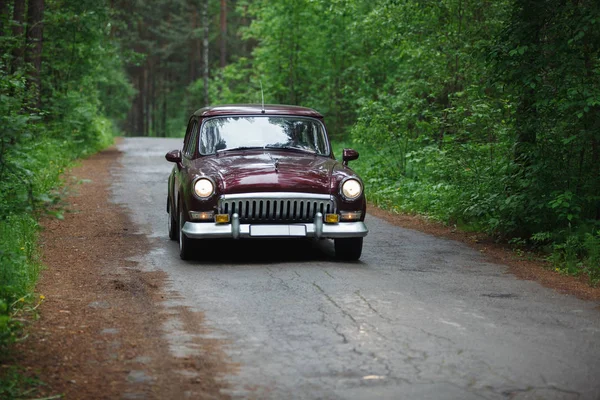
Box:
[0, 115, 116, 396]
[0, 366, 47, 400]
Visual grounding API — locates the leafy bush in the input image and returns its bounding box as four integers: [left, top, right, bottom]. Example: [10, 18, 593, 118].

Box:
[334, 125, 600, 285]
[0, 123, 113, 346]
[582, 232, 600, 285]
[0, 60, 120, 348]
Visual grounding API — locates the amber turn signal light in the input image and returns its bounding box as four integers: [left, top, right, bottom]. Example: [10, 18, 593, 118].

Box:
[324, 213, 340, 223]
[215, 214, 230, 224]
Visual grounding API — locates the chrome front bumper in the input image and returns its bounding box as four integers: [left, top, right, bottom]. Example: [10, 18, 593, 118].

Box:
[182, 212, 368, 240]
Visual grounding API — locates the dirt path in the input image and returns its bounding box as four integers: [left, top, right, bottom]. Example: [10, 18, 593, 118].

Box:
[8, 144, 231, 399]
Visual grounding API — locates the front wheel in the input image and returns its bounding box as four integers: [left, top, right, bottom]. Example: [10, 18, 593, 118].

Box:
[334, 237, 363, 261]
[179, 204, 194, 260]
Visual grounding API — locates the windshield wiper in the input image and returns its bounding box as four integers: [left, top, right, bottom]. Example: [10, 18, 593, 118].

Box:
[217, 146, 265, 153]
[264, 145, 316, 154]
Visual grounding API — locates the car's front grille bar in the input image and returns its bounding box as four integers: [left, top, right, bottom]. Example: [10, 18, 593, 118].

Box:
[218, 193, 336, 223]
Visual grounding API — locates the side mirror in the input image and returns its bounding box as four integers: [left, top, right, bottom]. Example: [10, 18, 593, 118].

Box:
[342, 148, 359, 166]
[165, 149, 182, 164]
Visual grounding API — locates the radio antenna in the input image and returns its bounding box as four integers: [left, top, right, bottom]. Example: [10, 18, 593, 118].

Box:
[260, 80, 265, 114]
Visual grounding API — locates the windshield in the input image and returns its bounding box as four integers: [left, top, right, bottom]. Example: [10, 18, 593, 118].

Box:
[198, 116, 329, 156]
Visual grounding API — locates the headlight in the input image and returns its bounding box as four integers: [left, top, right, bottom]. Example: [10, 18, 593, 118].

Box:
[194, 178, 214, 198]
[341, 178, 362, 200]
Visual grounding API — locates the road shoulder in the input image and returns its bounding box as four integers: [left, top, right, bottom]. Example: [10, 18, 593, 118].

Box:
[7, 144, 231, 399]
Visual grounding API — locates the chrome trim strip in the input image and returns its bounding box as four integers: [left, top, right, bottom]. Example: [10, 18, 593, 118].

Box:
[220, 192, 332, 200]
[182, 221, 368, 239]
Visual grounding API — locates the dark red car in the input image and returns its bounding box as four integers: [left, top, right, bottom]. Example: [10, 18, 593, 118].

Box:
[165, 104, 368, 260]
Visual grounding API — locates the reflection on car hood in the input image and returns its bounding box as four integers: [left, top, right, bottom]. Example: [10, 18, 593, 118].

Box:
[197, 151, 337, 195]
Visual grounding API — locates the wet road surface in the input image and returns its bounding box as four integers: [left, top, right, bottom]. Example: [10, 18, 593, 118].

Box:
[112, 137, 600, 400]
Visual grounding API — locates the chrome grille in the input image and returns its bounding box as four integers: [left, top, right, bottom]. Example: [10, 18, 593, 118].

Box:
[218, 193, 336, 223]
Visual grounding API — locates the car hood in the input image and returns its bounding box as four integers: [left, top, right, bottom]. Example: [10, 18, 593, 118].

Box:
[193, 151, 342, 195]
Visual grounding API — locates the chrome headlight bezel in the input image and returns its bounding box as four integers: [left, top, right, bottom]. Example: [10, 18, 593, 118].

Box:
[340, 177, 363, 201]
[192, 177, 216, 200]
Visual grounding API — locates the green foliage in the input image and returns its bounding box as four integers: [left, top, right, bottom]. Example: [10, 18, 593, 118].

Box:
[207, 0, 369, 137]
[42, 0, 133, 142]
[0, 131, 80, 346]
[201, 57, 262, 106]
[111, 0, 258, 136]
[1, 0, 129, 348]
[582, 232, 600, 285]
[0, 365, 45, 400]
[321, 1, 600, 284]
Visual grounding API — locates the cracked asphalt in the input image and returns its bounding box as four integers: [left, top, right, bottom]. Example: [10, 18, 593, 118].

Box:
[112, 138, 600, 400]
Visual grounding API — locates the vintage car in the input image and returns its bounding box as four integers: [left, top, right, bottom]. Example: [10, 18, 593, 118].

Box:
[165, 104, 368, 260]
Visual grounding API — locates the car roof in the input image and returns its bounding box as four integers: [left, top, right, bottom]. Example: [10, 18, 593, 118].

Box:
[192, 104, 323, 118]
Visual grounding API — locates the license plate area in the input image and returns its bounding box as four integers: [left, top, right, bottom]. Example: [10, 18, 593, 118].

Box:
[249, 225, 306, 237]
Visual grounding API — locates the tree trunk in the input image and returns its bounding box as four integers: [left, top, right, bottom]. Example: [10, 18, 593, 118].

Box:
[513, 0, 548, 165]
[162, 72, 168, 136]
[25, 0, 44, 108]
[138, 72, 146, 136]
[582, 38, 600, 220]
[126, 64, 142, 136]
[593, 135, 600, 220]
[151, 61, 157, 136]
[288, 42, 296, 104]
[202, 0, 209, 106]
[146, 61, 153, 136]
[220, 0, 227, 68]
[0, 0, 9, 38]
[189, 5, 198, 83]
[241, 3, 248, 57]
[11, 0, 26, 72]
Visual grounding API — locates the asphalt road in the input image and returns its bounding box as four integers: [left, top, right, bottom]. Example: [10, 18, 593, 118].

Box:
[112, 137, 600, 400]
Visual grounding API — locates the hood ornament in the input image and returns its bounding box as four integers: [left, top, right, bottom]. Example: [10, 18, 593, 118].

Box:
[267, 152, 279, 173]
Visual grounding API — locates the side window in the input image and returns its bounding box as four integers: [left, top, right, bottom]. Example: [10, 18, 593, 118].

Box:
[183, 119, 194, 152]
[183, 120, 198, 158]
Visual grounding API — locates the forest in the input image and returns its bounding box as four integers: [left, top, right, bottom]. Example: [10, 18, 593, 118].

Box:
[1, 0, 600, 350]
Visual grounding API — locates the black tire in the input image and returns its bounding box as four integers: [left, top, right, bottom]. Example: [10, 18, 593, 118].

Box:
[179, 203, 194, 260]
[168, 196, 178, 241]
[334, 237, 363, 261]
